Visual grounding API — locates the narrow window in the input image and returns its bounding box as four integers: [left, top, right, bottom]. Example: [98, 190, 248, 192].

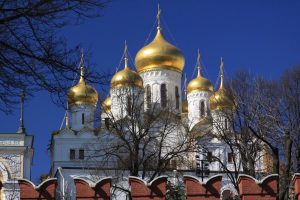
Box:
[79, 149, 84, 160]
[146, 85, 151, 109]
[81, 113, 85, 124]
[225, 118, 228, 130]
[207, 151, 212, 162]
[104, 118, 110, 129]
[175, 86, 180, 109]
[70, 149, 75, 160]
[161, 84, 167, 108]
[127, 96, 132, 115]
[200, 101, 205, 117]
[228, 152, 234, 163]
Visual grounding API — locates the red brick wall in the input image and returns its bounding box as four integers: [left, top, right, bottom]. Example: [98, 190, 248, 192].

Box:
[18, 178, 57, 200]
[129, 176, 168, 200]
[74, 177, 111, 200]
[238, 174, 278, 200]
[293, 174, 300, 200]
[184, 175, 222, 200]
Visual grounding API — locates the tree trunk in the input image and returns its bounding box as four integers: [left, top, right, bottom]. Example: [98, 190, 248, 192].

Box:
[279, 132, 292, 200]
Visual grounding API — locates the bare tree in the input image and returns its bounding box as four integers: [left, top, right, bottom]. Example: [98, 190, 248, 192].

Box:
[85, 85, 194, 198]
[0, 0, 109, 113]
[225, 67, 300, 200]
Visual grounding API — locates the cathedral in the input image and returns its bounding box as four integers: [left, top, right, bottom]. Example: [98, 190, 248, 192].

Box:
[0, 7, 267, 200]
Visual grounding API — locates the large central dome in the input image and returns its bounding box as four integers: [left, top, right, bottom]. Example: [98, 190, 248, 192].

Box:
[135, 27, 185, 73]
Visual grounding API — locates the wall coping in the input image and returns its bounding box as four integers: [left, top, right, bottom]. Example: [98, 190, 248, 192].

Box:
[18, 178, 57, 189]
[73, 176, 112, 188]
[183, 174, 222, 185]
[238, 174, 278, 185]
[129, 175, 168, 187]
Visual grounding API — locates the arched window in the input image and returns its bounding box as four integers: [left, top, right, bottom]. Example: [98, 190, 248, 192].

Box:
[161, 84, 167, 108]
[175, 86, 180, 109]
[127, 96, 132, 115]
[145, 85, 151, 109]
[200, 101, 205, 117]
[81, 113, 85, 124]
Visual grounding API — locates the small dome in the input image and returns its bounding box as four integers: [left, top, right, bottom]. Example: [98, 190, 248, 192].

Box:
[210, 87, 234, 111]
[102, 96, 111, 112]
[135, 27, 185, 73]
[191, 116, 213, 138]
[67, 67, 98, 107]
[187, 68, 213, 94]
[182, 99, 188, 114]
[111, 57, 143, 89]
[209, 58, 235, 111]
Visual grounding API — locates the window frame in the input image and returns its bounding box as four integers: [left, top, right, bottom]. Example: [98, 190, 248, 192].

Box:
[70, 149, 75, 160]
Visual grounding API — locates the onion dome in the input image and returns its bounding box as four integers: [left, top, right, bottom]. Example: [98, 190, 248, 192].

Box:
[210, 58, 235, 111]
[135, 7, 185, 73]
[187, 50, 213, 94]
[102, 96, 111, 112]
[67, 66, 99, 107]
[111, 43, 143, 89]
[191, 116, 213, 138]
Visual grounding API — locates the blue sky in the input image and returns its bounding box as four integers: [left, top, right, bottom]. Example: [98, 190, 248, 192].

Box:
[1, 0, 300, 183]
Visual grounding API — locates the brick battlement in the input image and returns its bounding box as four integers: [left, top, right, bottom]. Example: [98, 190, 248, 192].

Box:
[13, 174, 293, 200]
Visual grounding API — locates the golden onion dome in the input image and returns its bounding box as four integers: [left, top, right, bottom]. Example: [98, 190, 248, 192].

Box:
[187, 51, 213, 94]
[135, 26, 185, 73]
[67, 67, 98, 107]
[111, 51, 143, 89]
[187, 70, 213, 94]
[102, 96, 111, 112]
[210, 58, 235, 111]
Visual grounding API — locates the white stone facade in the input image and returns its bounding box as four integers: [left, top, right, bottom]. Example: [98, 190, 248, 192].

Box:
[70, 104, 95, 131]
[0, 133, 33, 199]
[140, 69, 182, 112]
[110, 87, 144, 120]
[187, 90, 212, 128]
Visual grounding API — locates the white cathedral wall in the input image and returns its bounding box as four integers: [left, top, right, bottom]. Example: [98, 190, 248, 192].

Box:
[52, 130, 101, 175]
[187, 91, 212, 129]
[70, 104, 95, 131]
[140, 69, 182, 112]
[110, 87, 144, 120]
[211, 110, 233, 135]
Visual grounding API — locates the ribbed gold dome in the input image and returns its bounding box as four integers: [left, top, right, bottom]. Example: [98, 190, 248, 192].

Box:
[135, 27, 185, 73]
[102, 96, 111, 112]
[111, 57, 143, 89]
[67, 67, 98, 107]
[210, 59, 235, 111]
[187, 67, 213, 94]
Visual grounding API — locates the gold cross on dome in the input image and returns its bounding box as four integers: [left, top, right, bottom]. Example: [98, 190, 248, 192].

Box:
[157, 4, 161, 28]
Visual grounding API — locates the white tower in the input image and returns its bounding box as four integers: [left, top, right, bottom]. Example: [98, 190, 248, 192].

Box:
[110, 43, 144, 120]
[210, 58, 235, 134]
[67, 53, 99, 131]
[0, 92, 34, 199]
[135, 6, 185, 112]
[187, 50, 213, 129]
